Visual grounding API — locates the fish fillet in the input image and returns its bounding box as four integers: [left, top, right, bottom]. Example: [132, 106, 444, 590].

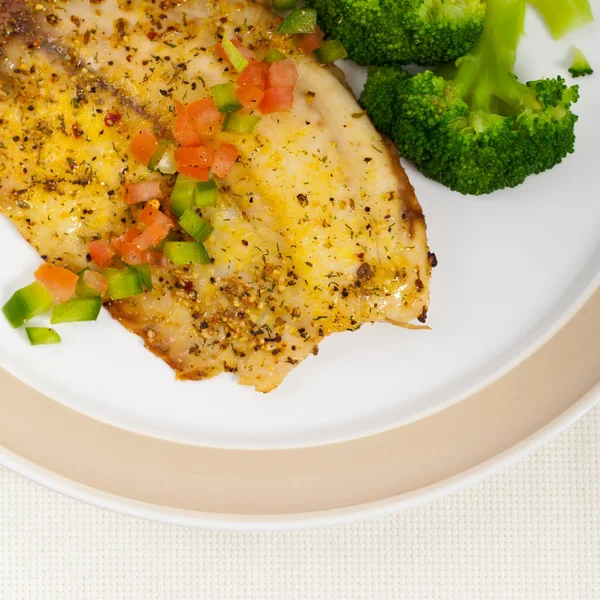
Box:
[0, 0, 431, 392]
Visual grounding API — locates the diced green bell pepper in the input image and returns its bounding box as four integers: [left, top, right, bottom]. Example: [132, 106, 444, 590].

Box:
[315, 39, 348, 64]
[223, 113, 261, 134]
[194, 179, 218, 207]
[103, 267, 144, 300]
[170, 175, 197, 217]
[164, 241, 211, 265]
[222, 37, 249, 73]
[26, 327, 61, 345]
[210, 83, 243, 113]
[2, 281, 53, 328]
[179, 209, 214, 242]
[135, 264, 153, 291]
[264, 49, 287, 63]
[50, 297, 102, 324]
[276, 8, 317, 34]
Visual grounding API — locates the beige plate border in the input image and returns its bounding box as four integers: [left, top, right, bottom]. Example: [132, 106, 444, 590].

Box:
[1, 287, 599, 529]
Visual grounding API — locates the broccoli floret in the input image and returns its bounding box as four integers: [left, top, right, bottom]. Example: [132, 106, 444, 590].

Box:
[305, 0, 486, 66]
[360, 0, 580, 195]
[528, 0, 593, 39]
[569, 48, 593, 78]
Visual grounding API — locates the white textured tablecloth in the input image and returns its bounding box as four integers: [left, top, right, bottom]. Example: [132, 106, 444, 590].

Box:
[1, 404, 599, 600]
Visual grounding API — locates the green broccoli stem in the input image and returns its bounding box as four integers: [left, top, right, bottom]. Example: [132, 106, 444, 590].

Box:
[528, 0, 593, 39]
[447, 0, 540, 116]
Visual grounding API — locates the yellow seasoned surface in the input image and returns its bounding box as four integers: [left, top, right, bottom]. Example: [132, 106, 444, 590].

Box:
[0, 0, 431, 391]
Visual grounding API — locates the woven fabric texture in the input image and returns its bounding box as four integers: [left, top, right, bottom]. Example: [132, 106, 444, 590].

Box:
[1, 404, 599, 600]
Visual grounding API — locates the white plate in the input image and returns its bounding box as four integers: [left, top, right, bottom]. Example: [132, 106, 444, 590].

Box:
[1, 9, 599, 450]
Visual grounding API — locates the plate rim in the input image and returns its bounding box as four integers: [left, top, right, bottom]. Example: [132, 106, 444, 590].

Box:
[1, 283, 599, 530]
[1, 383, 597, 531]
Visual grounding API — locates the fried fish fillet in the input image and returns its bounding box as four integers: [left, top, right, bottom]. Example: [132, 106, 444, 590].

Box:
[0, 0, 431, 392]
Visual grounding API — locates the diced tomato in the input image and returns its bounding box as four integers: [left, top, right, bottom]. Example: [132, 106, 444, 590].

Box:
[175, 146, 214, 181]
[215, 41, 228, 62]
[83, 270, 108, 296]
[128, 129, 159, 166]
[147, 250, 169, 268]
[175, 146, 214, 169]
[237, 85, 264, 110]
[88, 240, 117, 269]
[124, 180, 164, 205]
[177, 165, 210, 180]
[237, 60, 269, 90]
[111, 226, 143, 253]
[187, 98, 223, 136]
[212, 142, 239, 178]
[298, 28, 324, 54]
[173, 100, 204, 147]
[34, 263, 78, 303]
[267, 60, 298, 90]
[120, 243, 149, 266]
[260, 86, 294, 114]
[133, 223, 172, 251]
[138, 204, 175, 229]
[215, 39, 255, 63]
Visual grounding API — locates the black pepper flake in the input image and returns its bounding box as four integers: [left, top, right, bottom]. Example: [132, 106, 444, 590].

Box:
[357, 263, 373, 281]
[417, 306, 428, 323]
[116, 18, 127, 38]
[428, 252, 438, 268]
[46, 14, 60, 25]
[297, 193, 308, 207]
